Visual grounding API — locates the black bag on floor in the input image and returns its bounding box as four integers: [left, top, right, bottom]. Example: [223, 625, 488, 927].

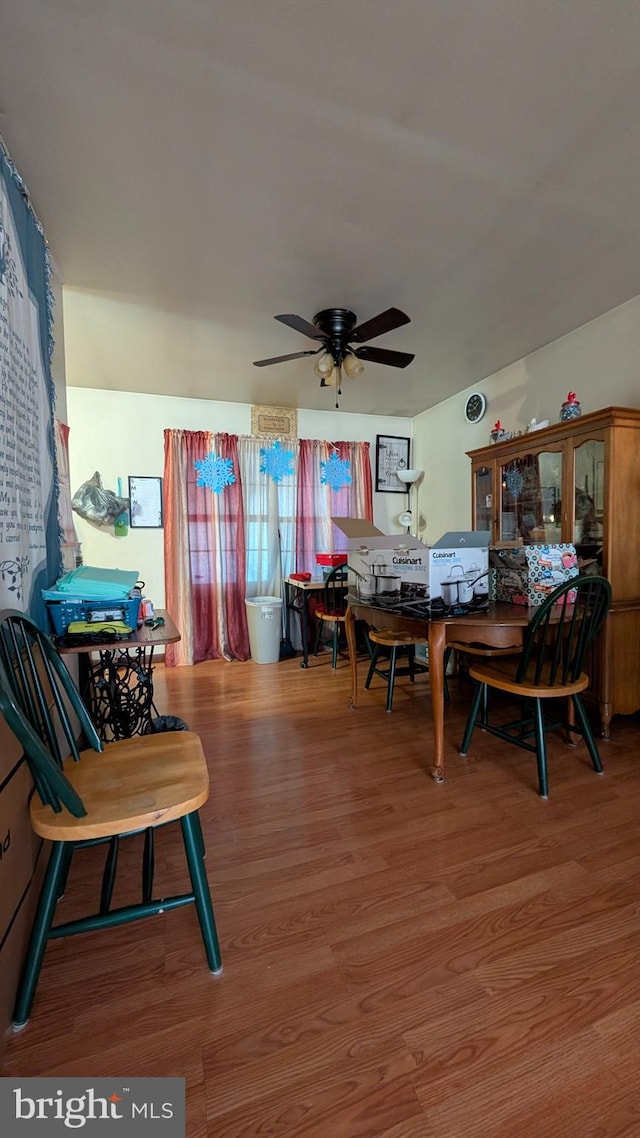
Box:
[143, 715, 189, 734]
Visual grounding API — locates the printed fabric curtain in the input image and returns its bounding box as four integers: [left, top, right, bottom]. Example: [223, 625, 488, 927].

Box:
[236, 436, 298, 597]
[164, 431, 372, 664]
[164, 430, 250, 665]
[295, 440, 373, 573]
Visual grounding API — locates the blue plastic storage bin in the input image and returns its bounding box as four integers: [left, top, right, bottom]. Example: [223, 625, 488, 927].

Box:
[45, 595, 142, 636]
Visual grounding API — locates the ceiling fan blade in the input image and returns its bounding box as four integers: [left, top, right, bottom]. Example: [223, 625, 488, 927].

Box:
[350, 307, 411, 343]
[253, 349, 321, 367]
[354, 345, 415, 368]
[274, 313, 325, 340]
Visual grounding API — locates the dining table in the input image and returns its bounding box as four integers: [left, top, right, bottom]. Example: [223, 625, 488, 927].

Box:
[344, 598, 534, 782]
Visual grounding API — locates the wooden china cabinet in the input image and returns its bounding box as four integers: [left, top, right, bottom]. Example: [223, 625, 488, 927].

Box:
[468, 406, 640, 737]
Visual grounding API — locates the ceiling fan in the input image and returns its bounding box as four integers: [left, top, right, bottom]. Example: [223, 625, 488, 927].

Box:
[253, 307, 415, 400]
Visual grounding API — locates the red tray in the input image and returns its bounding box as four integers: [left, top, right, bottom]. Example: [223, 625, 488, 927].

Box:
[315, 553, 348, 567]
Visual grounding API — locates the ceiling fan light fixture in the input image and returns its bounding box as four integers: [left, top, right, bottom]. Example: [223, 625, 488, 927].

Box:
[253, 307, 413, 410]
[321, 365, 340, 388]
[342, 351, 365, 379]
[314, 351, 335, 378]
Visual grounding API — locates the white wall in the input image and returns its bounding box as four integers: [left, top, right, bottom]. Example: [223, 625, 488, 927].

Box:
[65, 387, 412, 607]
[413, 293, 640, 543]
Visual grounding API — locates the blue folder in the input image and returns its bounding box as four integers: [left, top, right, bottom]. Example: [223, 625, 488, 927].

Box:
[43, 566, 139, 600]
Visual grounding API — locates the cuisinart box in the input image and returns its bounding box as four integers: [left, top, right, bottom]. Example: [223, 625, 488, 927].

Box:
[332, 518, 429, 609]
[427, 531, 490, 604]
[331, 521, 489, 610]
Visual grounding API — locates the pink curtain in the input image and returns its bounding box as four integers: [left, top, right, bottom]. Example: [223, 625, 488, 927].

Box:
[216, 433, 250, 659]
[295, 439, 331, 574]
[163, 429, 249, 666]
[332, 441, 373, 553]
[295, 439, 373, 570]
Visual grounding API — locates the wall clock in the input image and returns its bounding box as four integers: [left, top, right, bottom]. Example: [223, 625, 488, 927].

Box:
[464, 392, 487, 423]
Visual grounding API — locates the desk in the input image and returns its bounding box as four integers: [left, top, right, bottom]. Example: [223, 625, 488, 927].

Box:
[58, 610, 180, 740]
[284, 577, 346, 668]
[345, 600, 529, 783]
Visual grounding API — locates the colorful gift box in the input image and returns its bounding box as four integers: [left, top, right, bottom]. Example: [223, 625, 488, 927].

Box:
[490, 543, 579, 606]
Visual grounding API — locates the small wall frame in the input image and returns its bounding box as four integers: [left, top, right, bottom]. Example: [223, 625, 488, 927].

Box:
[128, 476, 163, 528]
[375, 435, 411, 493]
[251, 404, 298, 439]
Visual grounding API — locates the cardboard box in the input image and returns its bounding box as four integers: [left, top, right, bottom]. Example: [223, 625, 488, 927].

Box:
[331, 521, 489, 615]
[490, 543, 579, 606]
[427, 532, 489, 606]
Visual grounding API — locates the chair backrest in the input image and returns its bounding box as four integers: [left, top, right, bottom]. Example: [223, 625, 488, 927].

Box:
[322, 564, 350, 616]
[516, 575, 611, 689]
[0, 610, 103, 816]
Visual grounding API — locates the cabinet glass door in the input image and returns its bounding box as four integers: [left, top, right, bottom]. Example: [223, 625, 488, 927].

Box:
[473, 466, 493, 532]
[573, 438, 604, 561]
[500, 450, 563, 543]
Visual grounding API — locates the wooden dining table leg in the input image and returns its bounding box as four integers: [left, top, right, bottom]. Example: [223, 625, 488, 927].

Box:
[428, 621, 447, 783]
[345, 606, 358, 708]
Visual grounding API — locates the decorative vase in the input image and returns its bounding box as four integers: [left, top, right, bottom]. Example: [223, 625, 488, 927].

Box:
[490, 420, 507, 444]
[560, 392, 582, 421]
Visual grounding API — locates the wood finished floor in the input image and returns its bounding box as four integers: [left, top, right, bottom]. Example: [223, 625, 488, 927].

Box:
[3, 652, 640, 1137]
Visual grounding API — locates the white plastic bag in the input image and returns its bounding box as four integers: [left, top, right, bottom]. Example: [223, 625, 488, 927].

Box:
[71, 471, 130, 527]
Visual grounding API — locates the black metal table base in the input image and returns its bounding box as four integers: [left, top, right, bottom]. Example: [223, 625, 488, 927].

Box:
[80, 646, 159, 741]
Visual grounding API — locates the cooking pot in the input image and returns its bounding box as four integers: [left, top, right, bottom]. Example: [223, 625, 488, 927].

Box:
[358, 572, 401, 599]
[458, 577, 474, 604]
[441, 579, 458, 605]
[357, 575, 377, 600]
[375, 573, 401, 597]
[473, 573, 489, 601]
[441, 562, 466, 606]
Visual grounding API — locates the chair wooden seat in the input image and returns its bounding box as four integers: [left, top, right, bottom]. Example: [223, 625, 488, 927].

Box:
[315, 609, 345, 623]
[446, 639, 521, 658]
[368, 629, 428, 649]
[468, 658, 589, 700]
[30, 732, 209, 842]
[365, 629, 429, 712]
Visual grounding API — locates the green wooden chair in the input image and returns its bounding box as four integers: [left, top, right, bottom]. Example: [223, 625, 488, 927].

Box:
[0, 610, 222, 1030]
[459, 576, 611, 797]
[364, 629, 430, 712]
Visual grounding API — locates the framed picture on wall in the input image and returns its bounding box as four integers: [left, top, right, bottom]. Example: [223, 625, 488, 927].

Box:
[128, 476, 163, 528]
[375, 435, 411, 493]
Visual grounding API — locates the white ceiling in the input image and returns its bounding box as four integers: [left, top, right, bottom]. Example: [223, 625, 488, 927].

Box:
[2, 0, 640, 417]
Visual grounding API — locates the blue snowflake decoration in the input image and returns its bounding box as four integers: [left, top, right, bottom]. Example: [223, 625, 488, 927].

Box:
[194, 452, 236, 494]
[260, 440, 295, 484]
[504, 466, 524, 498]
[320, 450, 352, 492]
